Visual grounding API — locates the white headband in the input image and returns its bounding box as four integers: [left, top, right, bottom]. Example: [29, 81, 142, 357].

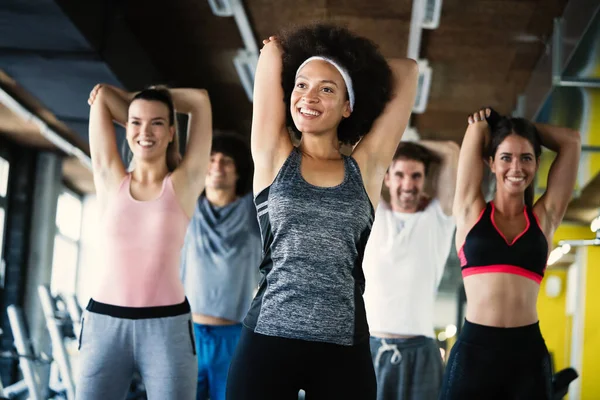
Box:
[295, 56, 355, 111]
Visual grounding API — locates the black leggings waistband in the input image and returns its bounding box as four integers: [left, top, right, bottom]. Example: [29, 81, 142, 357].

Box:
[459, 319, 546, 350]
[86, 298, 190, 319]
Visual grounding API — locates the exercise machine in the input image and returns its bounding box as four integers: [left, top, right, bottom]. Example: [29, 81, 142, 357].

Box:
[38, 285, 76, 399]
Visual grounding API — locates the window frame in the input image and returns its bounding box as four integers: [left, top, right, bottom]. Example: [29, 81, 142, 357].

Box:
[51, 186, 84, 295]
[0, 151, 10, 288]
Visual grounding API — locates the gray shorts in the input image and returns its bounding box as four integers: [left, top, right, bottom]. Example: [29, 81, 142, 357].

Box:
[75, 298, 198, 400]
[370, 336, 444, 400]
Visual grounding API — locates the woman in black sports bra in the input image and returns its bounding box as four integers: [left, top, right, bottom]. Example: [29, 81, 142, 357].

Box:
[439, 108, 580, 399]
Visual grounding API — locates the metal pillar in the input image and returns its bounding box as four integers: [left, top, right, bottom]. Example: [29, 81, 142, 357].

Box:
[22, 152, 62, 397]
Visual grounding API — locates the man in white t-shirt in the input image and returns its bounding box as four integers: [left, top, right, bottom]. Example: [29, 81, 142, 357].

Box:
[364, 140, 459, 400]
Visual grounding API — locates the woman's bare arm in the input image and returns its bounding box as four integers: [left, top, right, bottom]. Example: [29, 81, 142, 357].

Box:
[251, 37, 294, 193]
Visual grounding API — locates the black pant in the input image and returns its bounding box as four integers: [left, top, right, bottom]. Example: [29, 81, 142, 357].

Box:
[439, 320, 552, 400]
[226, 326, 376, 400]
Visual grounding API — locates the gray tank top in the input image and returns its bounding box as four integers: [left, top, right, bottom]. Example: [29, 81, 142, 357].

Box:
[244, 147, 374, 346]
[180, 194, 262, 322]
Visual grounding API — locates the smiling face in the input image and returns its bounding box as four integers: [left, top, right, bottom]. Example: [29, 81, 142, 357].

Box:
[384, 158, 426, 213]
[205, 151, 238, 194]
[290, 59, 351, 136]
[490, 134, 539, 198]
[126, 99, 175, 165]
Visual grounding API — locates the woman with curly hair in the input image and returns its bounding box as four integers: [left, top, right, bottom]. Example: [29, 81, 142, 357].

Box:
[440, 108, 580, 399]
[226, 23, 418, 399]
[79, 84, 212, 399]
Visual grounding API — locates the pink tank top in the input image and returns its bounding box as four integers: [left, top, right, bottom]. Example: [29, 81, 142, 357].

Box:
[93, 173, 190, 307]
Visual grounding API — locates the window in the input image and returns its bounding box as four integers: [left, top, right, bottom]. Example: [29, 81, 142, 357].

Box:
[51, 189, 83, 295]
[0, 157, 9, 287]
[0, 157, 9, 197]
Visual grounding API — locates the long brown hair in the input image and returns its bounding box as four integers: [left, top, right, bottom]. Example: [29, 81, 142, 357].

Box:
[130, 86, 182, 172]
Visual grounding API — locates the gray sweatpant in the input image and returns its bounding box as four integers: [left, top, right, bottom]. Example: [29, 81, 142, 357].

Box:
[370, 336, 444, 400]
[75, 306, 197, 400]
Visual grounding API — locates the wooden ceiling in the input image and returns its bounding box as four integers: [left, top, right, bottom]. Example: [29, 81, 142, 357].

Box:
[0, 99, 95, 194]
[0, 69, 94, 193]
[122, 0, 569, 143]
[416, 0, 570, 140]
[0, 70, 89, 152]
[0, 103, 50, 148]
[3, 0, 584, 215]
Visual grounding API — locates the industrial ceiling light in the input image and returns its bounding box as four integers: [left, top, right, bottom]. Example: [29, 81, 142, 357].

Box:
[208, 0, 259, 102]
[414, 60, 432, 114]
[207, 0, 233, 17]
[422, 0, 444, 30]
[233, 49, 257, 102]
[407, 0, 440, 114]
[408, 0, 444, 58]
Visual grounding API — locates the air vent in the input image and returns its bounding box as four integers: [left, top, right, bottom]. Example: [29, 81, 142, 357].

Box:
[422, 0, 443, 30]
[413, 60, 432, 114]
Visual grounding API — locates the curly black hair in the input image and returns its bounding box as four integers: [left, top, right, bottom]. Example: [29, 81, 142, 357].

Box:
[279, 23, 393, 146]
[211, 132, 253, 196]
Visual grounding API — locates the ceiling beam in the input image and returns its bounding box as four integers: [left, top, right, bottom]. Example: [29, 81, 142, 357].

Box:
[522, 0, 600, 120]
[54, 0, 164, 91]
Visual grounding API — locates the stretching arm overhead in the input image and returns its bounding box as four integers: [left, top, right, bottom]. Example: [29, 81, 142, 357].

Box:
[419, 140, 460, 216]
[353, 58, 419, 206]
[170, 88, 213, 198]
[88, 84, 131, 203]
[533, 124, 581, 235]
[251, 37, 294, 193]
[453, 109, 491, 247]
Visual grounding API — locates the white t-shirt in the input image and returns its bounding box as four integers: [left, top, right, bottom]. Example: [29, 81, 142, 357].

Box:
[363, 199, 456, 338]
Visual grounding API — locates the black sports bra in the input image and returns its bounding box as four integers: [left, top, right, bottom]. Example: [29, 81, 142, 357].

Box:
[459, 202, 548, 284]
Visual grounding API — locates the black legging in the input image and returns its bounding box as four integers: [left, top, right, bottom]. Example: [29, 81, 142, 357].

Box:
[439, 320, 553, 400]
[226, 326, 376, 400]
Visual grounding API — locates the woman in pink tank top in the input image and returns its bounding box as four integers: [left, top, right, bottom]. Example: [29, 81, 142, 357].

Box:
[76, 84, 212, 400]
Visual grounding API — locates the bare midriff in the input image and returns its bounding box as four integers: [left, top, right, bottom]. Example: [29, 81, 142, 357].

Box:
[192, 313, 239, 326]
[464, 273, 540, 327]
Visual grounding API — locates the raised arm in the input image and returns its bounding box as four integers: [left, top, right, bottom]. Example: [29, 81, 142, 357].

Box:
[419, 140, 460, 216]
[352, 59, 418, 202]
[534, 124, 581, 234]
[88, 84, 130, 196]
[171, 88, 212, 194]
[453, 109, 490, 231]
[251, 37, 294, 193]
